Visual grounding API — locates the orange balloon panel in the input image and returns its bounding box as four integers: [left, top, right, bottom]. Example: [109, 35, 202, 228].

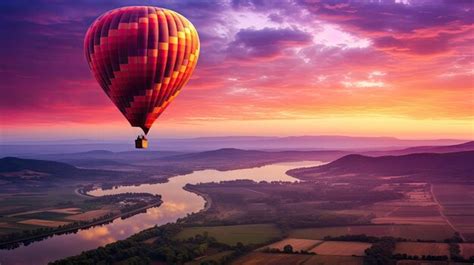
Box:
[84, 6, 200, 134]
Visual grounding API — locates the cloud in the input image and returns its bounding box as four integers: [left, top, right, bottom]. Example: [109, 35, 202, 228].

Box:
[1, 0, 473, 135]
[296, 0, 474, 56]
[227, 27, 313, 59]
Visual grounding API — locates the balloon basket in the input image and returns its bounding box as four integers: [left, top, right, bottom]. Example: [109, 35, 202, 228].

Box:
[135, 135, 148, 149]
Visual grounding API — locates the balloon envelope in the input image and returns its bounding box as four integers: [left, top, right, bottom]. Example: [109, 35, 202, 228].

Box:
[84, 6, 200, 134]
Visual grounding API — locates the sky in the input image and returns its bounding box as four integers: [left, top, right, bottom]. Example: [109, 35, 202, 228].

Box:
[0, 0, 473, 141]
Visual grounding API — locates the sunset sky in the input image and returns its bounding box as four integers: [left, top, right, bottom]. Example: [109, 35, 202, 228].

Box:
[1, 0, 473, 141]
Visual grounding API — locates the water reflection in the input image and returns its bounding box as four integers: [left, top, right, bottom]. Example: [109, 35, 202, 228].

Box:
[0, 161, 321, 265]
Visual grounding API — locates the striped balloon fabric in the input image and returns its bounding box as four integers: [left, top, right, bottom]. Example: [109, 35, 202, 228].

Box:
[84, 6, 200, 134]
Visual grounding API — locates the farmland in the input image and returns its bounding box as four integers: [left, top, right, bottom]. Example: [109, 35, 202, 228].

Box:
[232, 252, 365, 265]
[432, 184, 474, 241]
[232, 253, 315, 265]
[309, 241, 372, 256]
[261, 238, 322, 252]
[288, 224, 455, 241]
[460, 243, 474, 259]
[175, 224, 282, 246]
[394, 242, 450, 257]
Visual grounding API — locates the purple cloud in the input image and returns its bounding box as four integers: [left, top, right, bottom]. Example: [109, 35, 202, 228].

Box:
[227, 27, 313, 59]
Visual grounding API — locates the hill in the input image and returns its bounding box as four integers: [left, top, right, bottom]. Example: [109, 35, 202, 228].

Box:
[0, 157, 118, 182]
[288, 151, 474, 181]
[364, 141, 474, 156]
[0, 157, 78, 174]
[154, 148, 348, 170]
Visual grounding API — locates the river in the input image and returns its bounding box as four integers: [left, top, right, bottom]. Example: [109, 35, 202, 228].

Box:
[0, 161, 321, 265]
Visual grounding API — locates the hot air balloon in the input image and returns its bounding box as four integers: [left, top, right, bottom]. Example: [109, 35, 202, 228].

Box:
[84, 6, 200, 148]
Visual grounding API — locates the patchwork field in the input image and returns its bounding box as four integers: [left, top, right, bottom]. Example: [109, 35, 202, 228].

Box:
[175, 224, 282, 246]
[260, 238, 322, 251]
[288, 224, 455, 241]
[366, 183, 448, 226]
[394, 242, 450, 257]
[309, 241, 371, 256]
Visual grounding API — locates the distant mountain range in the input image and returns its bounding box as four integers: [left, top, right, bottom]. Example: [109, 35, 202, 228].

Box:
[2, 142, 473, 186]
[288, 150, 474, 181]
[1, 135, 468, 156]
[4, 140, 471, 169]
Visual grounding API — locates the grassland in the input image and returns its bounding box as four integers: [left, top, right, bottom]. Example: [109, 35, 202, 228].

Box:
[175, 224, 282, 246]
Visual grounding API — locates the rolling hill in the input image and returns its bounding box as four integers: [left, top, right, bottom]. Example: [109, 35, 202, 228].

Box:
[364, 141, 474, 156]
[0, 157, 78, 174]
[288, 151, 474, 181]
[0, 157, 119, 181]
[152, 148, 349, 170]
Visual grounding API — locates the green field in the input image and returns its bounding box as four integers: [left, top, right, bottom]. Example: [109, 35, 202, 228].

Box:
[288, 224, 456, 241]
[175, 224, 282, 246]
[0, 187, 85, 215]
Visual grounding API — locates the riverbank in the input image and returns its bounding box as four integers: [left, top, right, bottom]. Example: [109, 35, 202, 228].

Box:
[183, 185, 212, 213]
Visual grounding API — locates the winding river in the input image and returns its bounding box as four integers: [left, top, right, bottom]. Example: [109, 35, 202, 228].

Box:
[0, 161, 322, 265]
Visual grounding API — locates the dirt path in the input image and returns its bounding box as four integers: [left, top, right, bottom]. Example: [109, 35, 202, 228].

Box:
[430, 184, 466, 241]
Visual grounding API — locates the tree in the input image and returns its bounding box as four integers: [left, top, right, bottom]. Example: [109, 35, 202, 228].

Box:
[283, 244, 293, 253]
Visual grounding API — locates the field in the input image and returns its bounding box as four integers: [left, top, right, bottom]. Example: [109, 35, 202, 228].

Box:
[260, 238, 322, 251]
[309, 241, 372, 256]
[288, 224, 455, 241]
[186, 250, 234, 265]
[231, 253, 312, 265]
[432, 184, 474, 241]
[304, 255, 364, 265]
[19, 219, 71, 227]
[365, 183, 447, 226]
[460, 243, 474, 259]
[232, 252, 363, 265]
[175, 224, 282, 246]
[394, 242, 450, 257]
[395, 261, 449, 265]
[65, 209, 112, 221]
